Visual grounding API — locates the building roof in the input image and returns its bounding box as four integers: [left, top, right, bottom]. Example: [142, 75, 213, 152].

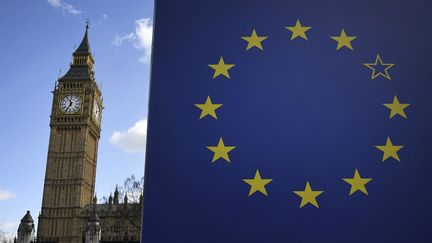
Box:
[82, 203, 138, 217]
[18, 211, 35, 233]
[74, 22, 91, 56]
[59, 22, 95, 81]
[61, 66, 93, 80]
[21, 210, 34, 223]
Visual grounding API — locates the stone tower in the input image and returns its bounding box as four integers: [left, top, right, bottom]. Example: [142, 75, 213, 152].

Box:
[37, 22, 103, 243]
[17, 211, 35, 243]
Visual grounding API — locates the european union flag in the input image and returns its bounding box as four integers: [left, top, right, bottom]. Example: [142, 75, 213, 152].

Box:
[142, 0, 432, 242]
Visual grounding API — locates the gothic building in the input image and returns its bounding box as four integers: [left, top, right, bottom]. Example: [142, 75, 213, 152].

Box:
[17, 23, 141, 243]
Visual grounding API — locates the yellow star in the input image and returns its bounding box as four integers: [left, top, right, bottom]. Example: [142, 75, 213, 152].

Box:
[195, 96, 222, 119]
[207, 137, 236, 163]
[383, 96, 410, 119]
[243, 170, 273, 196]
[241, 29, 268, 50]
[208, 57, 235, 79]
[375, 137, 404, 162]
[330, 29, 357, 50]
[286, 19, 311, 40]
[363, 54, 395, 80]
[343, 169, 372, 196]
[293, 181, 323, 208]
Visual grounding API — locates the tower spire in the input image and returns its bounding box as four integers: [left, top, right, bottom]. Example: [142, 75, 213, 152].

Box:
[64, 20, 95, 77]
[113, 185, 119, 205]
[86, 18, 90, 30]
[74, 19, 92, 56]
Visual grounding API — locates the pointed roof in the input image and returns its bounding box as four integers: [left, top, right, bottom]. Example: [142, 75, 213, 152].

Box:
[21, 211, 34, 223]
[108, 193, 113, 205]
[113, 185, 120, 204]
[74, 20, 92, 55]
[58, 21, 99, 82]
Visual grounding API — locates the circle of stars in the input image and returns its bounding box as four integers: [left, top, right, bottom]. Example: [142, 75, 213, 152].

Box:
[193, 18, 409, 208]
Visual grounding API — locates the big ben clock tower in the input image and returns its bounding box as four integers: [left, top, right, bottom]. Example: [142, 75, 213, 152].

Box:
[37, 22, 103, 243]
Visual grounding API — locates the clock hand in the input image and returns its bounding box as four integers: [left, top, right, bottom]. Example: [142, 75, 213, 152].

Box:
[66, 101, 73, 111]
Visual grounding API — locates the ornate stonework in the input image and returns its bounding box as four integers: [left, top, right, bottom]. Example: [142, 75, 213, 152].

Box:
[37, 23, 103, 243]
[33, 23, 141, 243]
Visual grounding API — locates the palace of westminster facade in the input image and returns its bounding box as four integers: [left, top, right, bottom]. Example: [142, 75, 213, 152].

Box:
[16, 24, 142, 243]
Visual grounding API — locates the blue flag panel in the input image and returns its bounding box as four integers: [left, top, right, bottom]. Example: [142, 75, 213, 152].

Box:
[142, 0, 432, 242]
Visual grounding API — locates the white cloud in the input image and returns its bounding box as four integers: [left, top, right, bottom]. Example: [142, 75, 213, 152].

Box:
[134, 18, 153, 63]
[112, 33, 135, 47]
[0, 187, 16, 201]
[110, 119, 147, 153]
[47, 0, 82, 15]
[111, 18, 153, 64]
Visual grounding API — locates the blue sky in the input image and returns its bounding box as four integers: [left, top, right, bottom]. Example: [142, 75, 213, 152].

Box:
[0, 0, 153, 235]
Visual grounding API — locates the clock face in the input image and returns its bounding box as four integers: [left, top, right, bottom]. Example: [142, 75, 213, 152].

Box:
[93, 99, 101, 122]
[60, 95, 81, 114]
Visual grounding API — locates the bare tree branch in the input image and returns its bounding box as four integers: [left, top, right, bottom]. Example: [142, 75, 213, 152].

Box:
[101, 175, 143, 229]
